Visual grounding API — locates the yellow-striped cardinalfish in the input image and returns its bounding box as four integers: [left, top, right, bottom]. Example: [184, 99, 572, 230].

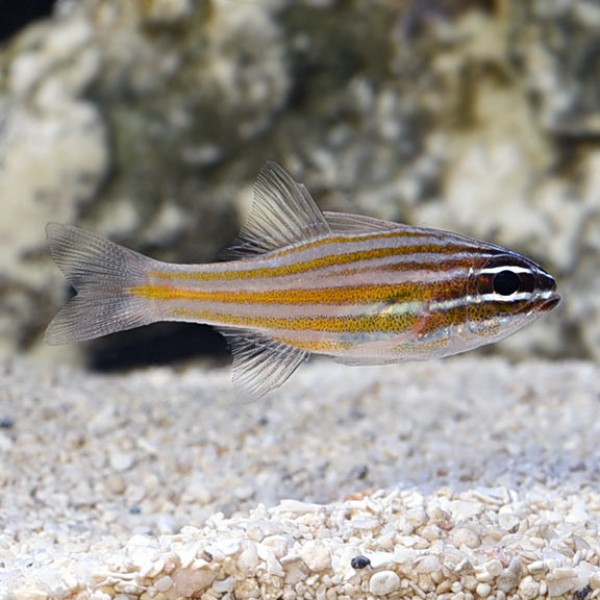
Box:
[46, 162, 560, 401]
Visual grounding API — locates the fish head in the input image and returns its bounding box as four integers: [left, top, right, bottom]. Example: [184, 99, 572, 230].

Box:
[465, 252, 560, 343]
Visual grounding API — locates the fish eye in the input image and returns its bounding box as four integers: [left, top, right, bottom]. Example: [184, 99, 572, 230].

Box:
[493, 270, 521, 296]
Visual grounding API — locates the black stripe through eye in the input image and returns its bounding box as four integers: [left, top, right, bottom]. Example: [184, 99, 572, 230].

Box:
[493, 270, 521, 295]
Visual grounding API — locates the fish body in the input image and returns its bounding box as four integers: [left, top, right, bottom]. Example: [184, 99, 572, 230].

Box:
[46, 162, 559, 400]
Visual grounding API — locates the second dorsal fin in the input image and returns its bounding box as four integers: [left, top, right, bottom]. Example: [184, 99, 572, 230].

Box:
[220, 162, 331, 259]
[323, 211, 402, 233]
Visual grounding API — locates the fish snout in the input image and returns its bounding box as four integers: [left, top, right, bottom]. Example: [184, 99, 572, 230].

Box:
[535, 269, 560, 312]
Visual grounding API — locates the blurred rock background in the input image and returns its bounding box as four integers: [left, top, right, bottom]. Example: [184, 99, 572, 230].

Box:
[0, 0, 597, 368]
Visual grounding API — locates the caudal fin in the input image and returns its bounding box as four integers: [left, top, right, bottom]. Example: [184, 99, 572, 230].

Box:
[45, 223, 157, 345]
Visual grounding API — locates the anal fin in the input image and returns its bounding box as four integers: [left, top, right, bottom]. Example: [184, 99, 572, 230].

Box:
[216, 327, 309, 402]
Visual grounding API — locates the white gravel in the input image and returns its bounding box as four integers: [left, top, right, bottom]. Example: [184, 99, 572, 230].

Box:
[1, 356, 600, 598]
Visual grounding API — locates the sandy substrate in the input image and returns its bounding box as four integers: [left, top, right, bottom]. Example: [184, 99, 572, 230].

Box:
[1, 356, 600, 598]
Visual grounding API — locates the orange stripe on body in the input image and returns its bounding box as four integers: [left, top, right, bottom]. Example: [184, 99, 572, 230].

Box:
[129, 281, 455, 305]
[272, 336, 354, 354]
[148, 238, 475, 282]
[166, 305, 466, 346]
[169, 307, 420, 334]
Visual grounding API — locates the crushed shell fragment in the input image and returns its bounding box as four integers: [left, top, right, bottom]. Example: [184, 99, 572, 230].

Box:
[18, 486, 600, 598]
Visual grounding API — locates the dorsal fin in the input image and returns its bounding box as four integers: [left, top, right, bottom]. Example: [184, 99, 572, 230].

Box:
[216, 326, 309, 402]
[220, 162, 331, 259]
[323, 211, 402, 233]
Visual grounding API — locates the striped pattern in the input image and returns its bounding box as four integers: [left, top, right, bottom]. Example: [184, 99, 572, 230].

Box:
[129, 229, 513, 360]
[45, 161, 559, 400]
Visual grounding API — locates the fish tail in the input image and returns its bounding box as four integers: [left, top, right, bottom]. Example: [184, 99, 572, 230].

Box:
[45, 223, 157, 345]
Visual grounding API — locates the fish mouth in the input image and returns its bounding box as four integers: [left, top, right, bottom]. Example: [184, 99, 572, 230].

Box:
[538, 294, 560, 312]
[534, 268, 559, 313]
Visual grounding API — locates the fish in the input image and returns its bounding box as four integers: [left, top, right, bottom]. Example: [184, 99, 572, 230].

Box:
[45, 161, 560, 401]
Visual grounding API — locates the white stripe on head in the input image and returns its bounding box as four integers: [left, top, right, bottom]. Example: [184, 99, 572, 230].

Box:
[479, 265, 532, 275]
[479, 264, 548, 278]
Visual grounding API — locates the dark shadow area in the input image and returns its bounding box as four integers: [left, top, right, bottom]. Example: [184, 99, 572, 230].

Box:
[88, 322, 229, 372]
[0, 0, 57, 43]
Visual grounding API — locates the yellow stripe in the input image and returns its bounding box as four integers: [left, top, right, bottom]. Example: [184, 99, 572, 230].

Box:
[149, 246, 389, 282]
[273, 337, 354, 353]
[170, 302, 467, 336]
[149, 236, 461, 282]
[129, 283, 446, 305]
[170, 307, 418, 334]
[251, 230, 425, 259]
